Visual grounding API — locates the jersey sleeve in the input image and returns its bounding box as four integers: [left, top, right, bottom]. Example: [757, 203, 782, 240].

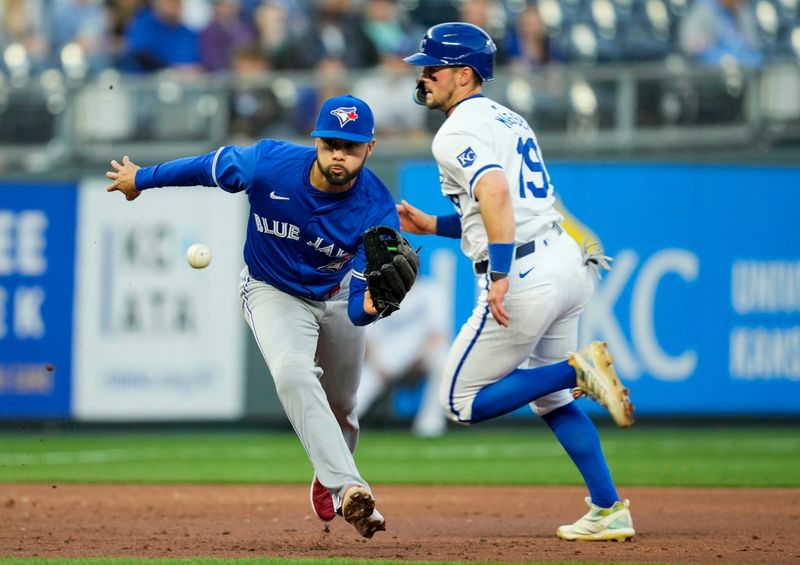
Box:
[347, 276, 377, 326]
[135, 144, 258, 192]
[347, 203, 401, 326]
[210, 144, 259, 193]
[434, 130, 503, 199]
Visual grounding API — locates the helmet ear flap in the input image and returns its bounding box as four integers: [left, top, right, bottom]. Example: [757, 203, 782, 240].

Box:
[412, 80, 427, 105]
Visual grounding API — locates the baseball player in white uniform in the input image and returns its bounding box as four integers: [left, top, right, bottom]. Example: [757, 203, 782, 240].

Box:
[400, 22, 636, 541]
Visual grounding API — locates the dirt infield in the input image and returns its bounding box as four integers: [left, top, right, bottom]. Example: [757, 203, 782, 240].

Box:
[2, 484, 799, 564]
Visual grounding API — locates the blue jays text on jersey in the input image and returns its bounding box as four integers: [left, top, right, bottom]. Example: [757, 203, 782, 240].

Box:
[134, 139, 400, 325]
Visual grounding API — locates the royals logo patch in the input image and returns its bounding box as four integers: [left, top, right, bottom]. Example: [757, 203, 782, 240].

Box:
[457, 147, 477, 168]
[330, 106, 359, 127]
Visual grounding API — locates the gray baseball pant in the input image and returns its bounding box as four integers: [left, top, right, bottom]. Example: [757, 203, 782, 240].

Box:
[240, 267, 370, 499]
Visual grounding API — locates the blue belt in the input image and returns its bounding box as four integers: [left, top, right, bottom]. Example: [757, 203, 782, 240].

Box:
[474, 241, 537, 275]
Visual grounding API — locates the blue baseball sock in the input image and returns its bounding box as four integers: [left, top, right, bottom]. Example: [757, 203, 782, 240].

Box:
[470, 360, 576, 423]
[542, 402, 619, 508]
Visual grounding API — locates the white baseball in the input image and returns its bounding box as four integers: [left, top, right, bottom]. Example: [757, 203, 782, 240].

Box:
[186, 243, 212, 269]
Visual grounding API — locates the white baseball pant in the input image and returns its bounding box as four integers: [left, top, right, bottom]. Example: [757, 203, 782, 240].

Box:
[441, 226, 594, 422]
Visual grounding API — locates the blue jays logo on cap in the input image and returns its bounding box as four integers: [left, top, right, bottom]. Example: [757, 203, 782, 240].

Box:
[311, 95, 374, 143]
[330, 106, 359, 127]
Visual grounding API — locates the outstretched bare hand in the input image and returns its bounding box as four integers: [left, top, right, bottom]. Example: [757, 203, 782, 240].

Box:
[396, 200, 436, 235]
[106, 156, 142, 201]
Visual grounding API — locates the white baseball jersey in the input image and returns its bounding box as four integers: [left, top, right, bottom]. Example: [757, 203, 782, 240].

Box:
[431, 94, 593, 423]
[432, 95, 562, 262]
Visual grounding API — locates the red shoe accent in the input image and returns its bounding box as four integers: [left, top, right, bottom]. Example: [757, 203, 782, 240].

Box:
[310, 476, 336, 522]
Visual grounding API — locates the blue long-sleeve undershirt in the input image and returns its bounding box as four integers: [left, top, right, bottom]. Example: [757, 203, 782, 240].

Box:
[135, 152, 219, 190]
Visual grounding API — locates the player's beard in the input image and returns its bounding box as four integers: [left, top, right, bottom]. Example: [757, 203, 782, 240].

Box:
[317, 157, 365, 186]
[428, 85, 456, 113]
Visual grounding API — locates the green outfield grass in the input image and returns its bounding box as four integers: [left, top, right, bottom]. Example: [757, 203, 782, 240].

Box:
[0, 425, 798, 487]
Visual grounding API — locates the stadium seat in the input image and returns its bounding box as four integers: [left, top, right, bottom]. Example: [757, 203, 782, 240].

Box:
[622, 0, 672, 60]
[755, 0, 783, 56]
[566, 23, 599, 61]
[559, 0, 590, 22]
[591, 0, 620, 40]
[790, 24, 800, 57]
[539, 0, 566, 36]
[775, 0, 799, 21]
[401, 0, 461, 28]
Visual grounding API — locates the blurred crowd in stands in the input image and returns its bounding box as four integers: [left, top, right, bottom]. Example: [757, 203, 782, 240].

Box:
[0, 0, 798, 143]
[1, 0, 797, 76]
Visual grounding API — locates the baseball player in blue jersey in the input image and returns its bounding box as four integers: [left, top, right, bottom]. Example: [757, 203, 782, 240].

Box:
[400, 23, 636, 541]
[105, 95, 394, 539]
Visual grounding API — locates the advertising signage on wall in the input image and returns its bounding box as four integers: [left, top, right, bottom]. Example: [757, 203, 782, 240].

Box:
[73, 180, 246, 421]
[0, 183, 77, 418]
[1, 179, 248, 421]
[400, 162, 800, 416]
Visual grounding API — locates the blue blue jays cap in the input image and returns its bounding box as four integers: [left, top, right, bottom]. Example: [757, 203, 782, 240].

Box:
[311, 95, 375, 143]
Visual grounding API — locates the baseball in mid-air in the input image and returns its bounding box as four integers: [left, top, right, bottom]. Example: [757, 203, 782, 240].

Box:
[186, 243, 212, 269]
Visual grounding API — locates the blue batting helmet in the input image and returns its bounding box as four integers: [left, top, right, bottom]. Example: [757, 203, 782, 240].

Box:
[403, 22, 497, 82]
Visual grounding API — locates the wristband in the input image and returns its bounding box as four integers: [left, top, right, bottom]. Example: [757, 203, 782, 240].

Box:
[435, 214, 462, 238]
[488, 242, 514, 274]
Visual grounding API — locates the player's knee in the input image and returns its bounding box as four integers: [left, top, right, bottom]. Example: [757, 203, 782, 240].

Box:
[328, 398, 357, 420]
[438, 394, 453, 418]
[440, 395, 475, 426]
[271, 353, 317, 396]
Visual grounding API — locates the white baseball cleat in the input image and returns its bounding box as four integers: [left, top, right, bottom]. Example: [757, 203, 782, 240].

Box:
[570, 341, 635, 428]
[557, 498, 635, 541]
[341, 484, 386, 539]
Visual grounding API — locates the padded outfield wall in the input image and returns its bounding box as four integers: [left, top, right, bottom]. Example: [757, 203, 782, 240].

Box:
[0, 162, 798, 420]
[0, 180, 247, 421]
[399, 162, 800, 418]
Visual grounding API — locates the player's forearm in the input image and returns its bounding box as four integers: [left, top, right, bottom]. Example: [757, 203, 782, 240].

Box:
[476, 178, 515, 244]
[477, 176, 515, 276]
[135, 152, 217, 190]
[348, 277, 380, 326]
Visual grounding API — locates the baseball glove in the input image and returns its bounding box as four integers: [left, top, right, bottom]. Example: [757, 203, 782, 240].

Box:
[581, 239, 614, 280]
[363, 226, 419, 317]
